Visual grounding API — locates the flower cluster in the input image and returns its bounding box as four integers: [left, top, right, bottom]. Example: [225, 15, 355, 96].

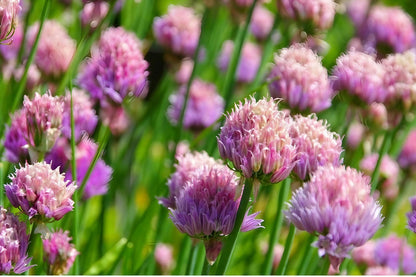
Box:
[0, 0, 21, 43]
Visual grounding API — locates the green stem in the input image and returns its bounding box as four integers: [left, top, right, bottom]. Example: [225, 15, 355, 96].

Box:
[262, 178, 291, 274]
[202, 259, 210, 275]
[69, 82, 80, 274]
[320, 256, 331, 275]
[26, 222, 38, 275]
[214, 178, 254, 274]
[223, 0, 258, 111]
[297, 234, 315, 275]
[186, 243, 201, 275]
[275, 223, 296, 275]
[370, 130, 393, 193]
[174, 236, 193, 275]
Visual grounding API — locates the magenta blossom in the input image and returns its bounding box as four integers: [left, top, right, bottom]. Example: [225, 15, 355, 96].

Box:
[250, 5, 274, 40]
[407, 196, 416, 234]
[0, 0, 21, 43]
[5, 162, 77, 221]
[4, 109, 29, 163]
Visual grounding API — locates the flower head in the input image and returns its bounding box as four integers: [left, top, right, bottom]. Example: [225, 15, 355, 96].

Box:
[267, 44, 333, 113]
[218, 97, 296, 184]
[351, 240, 377, 267]
[5, 162, 77, 221]
[0, 0, 21, 43]
[153, 5, 201, 57]
[42, 230, 79, 275]
[276, 0, 336, 30]
[362, 5, 415, 54]
[80, 1, 109, 29]
[4, 109, 29, 163]
[0, 207, 32, 274]
[154, 243, 174, 274]
[250, 5, 274, 40]
[382, 51, 416, 111]
[290, 114, 342, 180]
[78, 27, 148, 105]
[360, 154, 399, 200]
[0, 22, 22, 60]
[331, 51, 387, 104]
[407, 196, 416, 234]
[398, 130, 416, 170]
[169, 163, 263, 264]
[28, 20, 75, 77]
[217, 40, 261, 83]
[285, 165, 383, 269]
[62, 89, 98, 142]
[23, 92, 63, 154]
[346, 121, 365, 150]
[167, 79, 224, 131]
[175, 58, 193, 84]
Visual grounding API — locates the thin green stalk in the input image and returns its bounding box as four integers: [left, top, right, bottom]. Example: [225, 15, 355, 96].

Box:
[320, 256, 331, 275]
[5, 0, 50, 138]
[370, 130, 393, 193]
[214, 178, 254, 274]
[17, 1, 32, 64]
[297, 234, 315, 275]
[275, 223, 296, 275]
[26, 222, 38, 275]
[223, 0, 258, 111]
[202, 259, 210, 275]
[186, 243, 202, 275]
[174, 236, 193, 275]
[262, 178, 291, 274]
[69, 82, 79, 274]
[170, 8, 211, 163]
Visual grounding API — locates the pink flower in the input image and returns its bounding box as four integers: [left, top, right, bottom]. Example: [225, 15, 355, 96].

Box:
[42, 230, 79, 275]
[80, 1, 109, 29]
[398, 130, 416, 170]
[153, 5, 201, 57]
[154, 243, 174, 274]
[0, 0, 21, 43]
[5, 162, 77, 221]
[250, 5, 274, 40]
[4, 109, 29, 163]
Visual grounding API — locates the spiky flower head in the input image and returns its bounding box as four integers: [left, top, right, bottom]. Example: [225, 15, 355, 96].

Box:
[331, 51, 387, 105]
[153, 5, 201, 57]
[290, 114, 342, 181]
[61, 89, 98, 142]
[218, 96, 296, 184]
[267, 44, 333, 113]
[4, 109, 29, 163]
[276, 0, 336, 30]
[0, 0, 21, 43]
[250, 5, 273, 41]
[167, 79, 224, 131]
[5, 162, 77, 221]
[78, 27, 148, 105]
[0, 207, 32, 274]
[374, 234, 416, 274]
[398, 130, 416, 170]
[28, 20, 75, 78]
[217, 40, 261, 83]
[382, 51, 416, 112]
[360, 153, 399, 200]
[285, 165, 383, 269]
[407, 196, 416, 234]
[23, 92, 63, 154]
[362, 5, 415, 54]
[42, 230, 79, 275]
[66, 137, 112, 200]
[159, 151, 220, 209]
[169, 163, 263, 264]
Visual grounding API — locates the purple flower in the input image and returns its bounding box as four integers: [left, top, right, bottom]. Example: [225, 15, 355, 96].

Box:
[0, 0, 21, 43]
[0, 23, 22, 60]
[159, 151, 220, 209]
[361, 5, 415, 54]
[61, 89, 98, 142]
[374, 235, 416, 274]
[365, 266, 398, 275]
[28, 20, 76, 78]
[42, 230, 79, 275]
[218, 97, 296, 184]
[78, 27, 148, 105]
[285, 165, 383, 269]
[44, 137, 70, 172]
[175, 58, 193, 84]
[100, 103, 130, 135]
[331, 50, 387, 104]
[0, 207, 33, 274]
[80, 1, 109, 29]
[154, 243, 174, 274]
[267, 44, 333, 113]
[153, 5, 201, 57]
[169, 163, 263, 264]
[217, 40, 261, 83]
[23, 92, 63, 154]
[346, 121, 365, 150]
[360, 153, 399, 200]
[66, 137, 112, 200]
[4, 109, 29, 163]
[250, 5, 274, 40]
[398, 130, 416, 170]
[276, 0, 336, 30]
[382, 51, 416, 111]
[351, 240, 377, 267]
[407, 196, 416, 234]
[290, 114, 342, 181]
[167, 79, 224, 131]
[346, 0, 370, 29]
[5, 162, 77, 221]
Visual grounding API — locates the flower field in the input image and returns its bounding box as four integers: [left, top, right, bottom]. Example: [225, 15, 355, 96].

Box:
[1, 0, 416, 275]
